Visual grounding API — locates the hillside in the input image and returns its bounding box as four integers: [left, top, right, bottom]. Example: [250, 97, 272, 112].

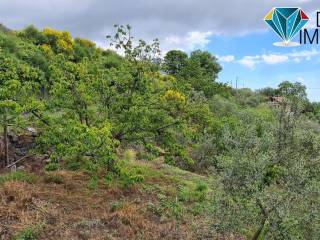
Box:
[0, 156, 222, 240]
[0, 24, 319, 239]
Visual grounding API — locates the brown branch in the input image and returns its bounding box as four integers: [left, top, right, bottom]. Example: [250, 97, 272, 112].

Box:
[5, 155, 33, 169]
[30, 110, 49, 126]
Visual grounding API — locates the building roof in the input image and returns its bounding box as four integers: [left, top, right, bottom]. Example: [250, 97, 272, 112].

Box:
[269, 96, 285, 104]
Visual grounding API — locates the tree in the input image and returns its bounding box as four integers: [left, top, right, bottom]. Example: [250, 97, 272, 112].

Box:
[0, 54, 41, 167]
[0, 80, 22, 166]
[105, 25, 181, 142]
[189, 50, 221, 81]
[163, 50, 188, 75]
[163, 49, 222, 98]
[49, 59, 96, 126]
[36, 119, 117, 172]
[278, 81, 307, 99]
[212, 82, 320, 239]
[258, 87, 279, 97]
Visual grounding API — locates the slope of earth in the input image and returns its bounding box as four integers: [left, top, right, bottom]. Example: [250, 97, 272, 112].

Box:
[0, 159, 236, 240]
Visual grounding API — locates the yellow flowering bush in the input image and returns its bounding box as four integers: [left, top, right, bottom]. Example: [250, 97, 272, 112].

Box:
[163, 90, 186, 104]
[40, 44, 54, 57]
[43, 27, 74, 53]
[75, 38, 96, 48]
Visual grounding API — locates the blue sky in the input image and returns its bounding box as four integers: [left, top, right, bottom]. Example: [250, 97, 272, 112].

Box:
[209, 29, 320, 101]
[0, 0, 319, 100]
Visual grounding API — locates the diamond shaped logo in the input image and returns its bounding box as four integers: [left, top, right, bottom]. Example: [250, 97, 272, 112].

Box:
[264, 7, 309, 47]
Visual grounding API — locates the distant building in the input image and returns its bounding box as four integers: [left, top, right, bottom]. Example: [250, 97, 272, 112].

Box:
[268, 96, 285, 108]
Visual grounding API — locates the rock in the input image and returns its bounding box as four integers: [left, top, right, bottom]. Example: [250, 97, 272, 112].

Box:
[17, 166, 25, 171]
[27, 127, 37, 136]
[8, 133, 19, 143]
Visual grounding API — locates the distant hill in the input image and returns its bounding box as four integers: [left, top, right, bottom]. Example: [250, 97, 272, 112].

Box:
[0, 23, 12, 33]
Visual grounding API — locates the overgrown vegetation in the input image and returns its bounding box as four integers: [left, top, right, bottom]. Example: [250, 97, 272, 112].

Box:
[0, 24, 319, 239]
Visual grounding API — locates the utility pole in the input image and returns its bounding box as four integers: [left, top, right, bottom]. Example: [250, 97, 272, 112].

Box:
[236, 76, 238, 90]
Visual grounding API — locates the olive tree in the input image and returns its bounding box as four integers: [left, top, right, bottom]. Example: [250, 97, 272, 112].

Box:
[212, 82, 320, 239]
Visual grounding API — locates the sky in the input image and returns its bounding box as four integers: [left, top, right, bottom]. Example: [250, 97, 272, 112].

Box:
[0, 0, 320, 101]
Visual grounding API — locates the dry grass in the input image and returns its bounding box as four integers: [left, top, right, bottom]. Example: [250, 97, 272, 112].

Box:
[0, 166, 215, 240]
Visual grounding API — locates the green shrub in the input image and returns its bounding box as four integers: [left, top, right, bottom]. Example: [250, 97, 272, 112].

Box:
[45, 162, 60, 172]
[15, 228, 37, 240]
[115, 159, 145, 188]
[194, 181, 209, 202]
[65, 160, 81, 171]
[14, 225, 42, 240]
[139, 143, 162, 160]
[120, 169, 144, 188]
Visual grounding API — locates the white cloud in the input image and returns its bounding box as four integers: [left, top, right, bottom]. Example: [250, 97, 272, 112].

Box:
[293, 58, 301, 63]
[238, 56, 260, 69]
[236, 49, 320, 69]
[287, 49, 319, 60]
[218, 55, 235, 63]
[0, 0, 318, 53]
[186, 31, 213, 49]
[165, 31, 213, 52]
[262, 54, 289, 64]
[297, 77, 305, 83]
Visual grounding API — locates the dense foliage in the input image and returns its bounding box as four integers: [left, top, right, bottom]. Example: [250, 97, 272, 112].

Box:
[0, 24, 319, 239]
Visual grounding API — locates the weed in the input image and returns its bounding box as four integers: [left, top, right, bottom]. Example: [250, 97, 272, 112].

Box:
[14, 224, 43, 240]
[120, 169, 144, 188]
[104, 172, 116, 187]
[88, 177, 98, 190]
[149, 194, 184, 220]
[43, 174, 64, 184]
[15, 227, 37, 240]
[178, 181, 209, 203]
[0, 171, 36, 185]
[123, 149, 136, 162]
[191, 202, 207, 216]
[110, 201, 124, 212]
[194, 181, 209, 202]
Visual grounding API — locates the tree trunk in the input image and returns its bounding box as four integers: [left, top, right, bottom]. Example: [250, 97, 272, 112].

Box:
[3, 113, 9, 166]
[251, 217, 267, 240]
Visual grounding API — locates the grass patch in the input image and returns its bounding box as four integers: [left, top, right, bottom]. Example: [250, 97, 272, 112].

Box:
[179, 181, 209, 202]
[0, 171, 36, 185]
[43, 174, 64, 184]
[110, 201, 124, 212]
[147, 193, 184, 221]
[14, 224, 44, 240]
[88, 177, 99, 190]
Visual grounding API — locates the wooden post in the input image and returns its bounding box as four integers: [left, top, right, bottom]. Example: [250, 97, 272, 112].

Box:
[3, 113, 9, 166]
